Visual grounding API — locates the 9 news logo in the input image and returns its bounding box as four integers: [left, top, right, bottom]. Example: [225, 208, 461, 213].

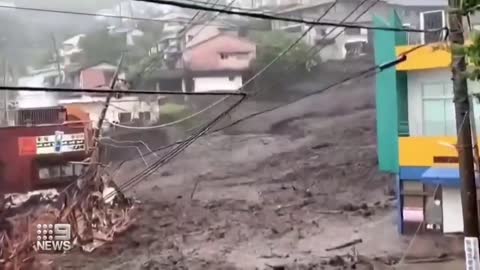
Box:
[33, 223, 72, 252]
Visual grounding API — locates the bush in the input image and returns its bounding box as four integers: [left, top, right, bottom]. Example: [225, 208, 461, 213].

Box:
[158, 103, 196, 130]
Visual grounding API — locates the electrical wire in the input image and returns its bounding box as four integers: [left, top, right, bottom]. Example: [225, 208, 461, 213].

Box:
[140, 39, 441, 158]
[0, 3, 251, 27]
[189, 0, 237, 38]
[104, 94, 247, 200]
[243, 1, 338, 92]
[106, 50, 408, 199]
[105, 95, 228, 129]
[305, 0, 379, 60]
[128, 53, 405, 161]
[0, 85, 246, 96]
[109, 0, 337, 130]
[132, 0, 233, 87]
[136, 0, 447, 33]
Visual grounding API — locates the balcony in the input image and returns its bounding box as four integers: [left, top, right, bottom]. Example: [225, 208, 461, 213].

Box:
[395, 43, 451, 71]
[399, 137, 459, 168]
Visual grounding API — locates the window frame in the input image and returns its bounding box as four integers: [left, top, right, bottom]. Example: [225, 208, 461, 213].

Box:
[118, 112, 132, 123]
[420, 10, 446, 44]
[421, 82, 456, 136]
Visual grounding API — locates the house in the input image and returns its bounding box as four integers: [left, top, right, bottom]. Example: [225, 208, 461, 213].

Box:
[0, 106, 92, 193]
[60, 34, 85, 67]
[372, 11, 480, 235]
[182, 33, 256, 92]
[64, 61, 117, 89]
[145, 23, 244, 93]
[16, 65, 63, 112]
[58, 95, 163, 132]
[271, 0, 449, 60]
[157, 12, 192, 34]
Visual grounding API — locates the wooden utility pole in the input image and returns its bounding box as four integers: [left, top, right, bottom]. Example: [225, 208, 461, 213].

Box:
[50, 33, 63, 84]
[2, 59, 7, 125]
[448, 0, 480, 238]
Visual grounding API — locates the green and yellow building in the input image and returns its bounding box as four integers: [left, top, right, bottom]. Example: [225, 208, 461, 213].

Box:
[374, 12, 480, 234]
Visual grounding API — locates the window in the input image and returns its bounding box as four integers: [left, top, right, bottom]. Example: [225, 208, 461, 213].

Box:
[220, 53, 228, 59]
[420, 10, 446, 43]
[139, 111, 151, 121]
[344, 28, 361, 35]
[422, 82, 456, 136]
[38, 163, 83, 181]
[118, 112, 132, 123]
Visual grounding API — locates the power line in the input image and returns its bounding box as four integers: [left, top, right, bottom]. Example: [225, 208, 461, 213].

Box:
[306, 0, 379, 60]
[132, 52, 409, 161]
[243, 1, 338, 92]
[0, 4, 267, 30]
[136, 0, 447, 33]
[115, 0, 337, 130]
[141, 41, 442, 157]
[105, 0, 340, 191]
[105, 94, 247, 200]
[131, 0, 232, 88]
[0, 85, 246, 96]
[106, 95, 228, 129]
[106, 53, 409, 198]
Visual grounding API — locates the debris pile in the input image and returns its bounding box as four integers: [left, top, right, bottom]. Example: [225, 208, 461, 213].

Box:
[0, 165, 137, 270]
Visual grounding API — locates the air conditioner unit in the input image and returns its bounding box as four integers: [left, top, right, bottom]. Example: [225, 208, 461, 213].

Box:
[420, 10, 446, 44]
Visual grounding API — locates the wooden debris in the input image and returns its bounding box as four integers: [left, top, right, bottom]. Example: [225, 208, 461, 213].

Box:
[325, 238, 363, 251]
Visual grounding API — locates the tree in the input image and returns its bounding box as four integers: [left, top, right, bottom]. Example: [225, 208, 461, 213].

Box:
[251, 31, 316, 90]
[78, 28, 126, 66]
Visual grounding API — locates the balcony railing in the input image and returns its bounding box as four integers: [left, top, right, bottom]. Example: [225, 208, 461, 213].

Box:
[399, 121, 409, 137]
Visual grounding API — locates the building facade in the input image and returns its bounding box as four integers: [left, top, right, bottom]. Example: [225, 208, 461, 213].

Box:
[182, 33, 256, 92]
[373, 11, 480, 235]
[0, 107, 91, 194]
[272, 0, 448, 60]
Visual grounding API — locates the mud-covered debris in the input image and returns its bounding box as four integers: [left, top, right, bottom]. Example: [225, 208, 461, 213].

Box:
[0, 168, 137, 269]
[140, 259, 162, 270]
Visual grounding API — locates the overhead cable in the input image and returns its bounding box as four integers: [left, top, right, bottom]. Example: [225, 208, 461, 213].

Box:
[109, 0, 337, 130]
[138, 45, 427, 158]
[0, 4, 268, 31]
[105, 94, 247, 199]
[0, 85, 246, 96]
[105, 95, 229, 129]
[306, 0, 378, 60]
[136, 0, 447, 33]
[107, 53, 408, 198]
[131, 0, 230, 87]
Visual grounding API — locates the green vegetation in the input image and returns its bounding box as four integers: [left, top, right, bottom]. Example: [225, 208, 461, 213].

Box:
[250, 30, 316, 89]
[158, 103, 195, 129]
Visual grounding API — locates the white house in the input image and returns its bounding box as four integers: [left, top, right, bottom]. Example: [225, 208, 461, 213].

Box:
[60, 34, 85, 66]
[58, 95, 163, 131]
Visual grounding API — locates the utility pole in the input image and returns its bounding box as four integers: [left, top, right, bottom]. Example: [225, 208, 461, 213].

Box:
[448, 0, 480, 239]
[50, 33, 63, 84]
[2, 59, 7, 126]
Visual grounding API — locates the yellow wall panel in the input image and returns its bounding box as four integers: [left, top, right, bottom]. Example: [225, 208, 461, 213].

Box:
[395, 45, 451, 71]
[399, 137, 461, 167]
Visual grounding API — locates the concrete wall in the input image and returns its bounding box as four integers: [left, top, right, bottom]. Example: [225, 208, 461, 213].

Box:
[373, 11, 408, 174]
[193, 76, 243, 92]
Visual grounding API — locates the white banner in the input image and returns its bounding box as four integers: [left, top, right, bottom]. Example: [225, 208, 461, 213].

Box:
[36, 132, 85, 155]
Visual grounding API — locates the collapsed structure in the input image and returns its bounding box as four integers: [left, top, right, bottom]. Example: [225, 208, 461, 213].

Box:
[0, 104, 137, 270]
